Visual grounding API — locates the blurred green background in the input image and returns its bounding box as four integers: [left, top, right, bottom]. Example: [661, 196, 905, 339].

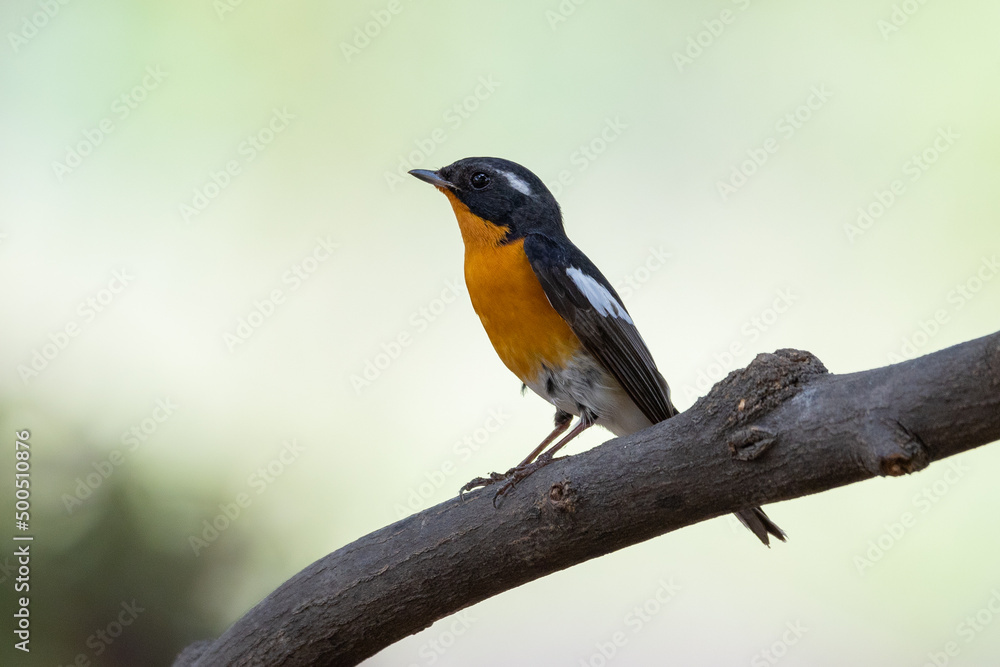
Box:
[2, 0, 999, 665]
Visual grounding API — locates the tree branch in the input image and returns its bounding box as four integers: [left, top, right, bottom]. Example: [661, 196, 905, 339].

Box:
[174, 331, 1000, 667]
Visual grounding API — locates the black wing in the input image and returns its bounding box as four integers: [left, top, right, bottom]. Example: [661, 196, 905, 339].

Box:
[523, 233, 677, 423]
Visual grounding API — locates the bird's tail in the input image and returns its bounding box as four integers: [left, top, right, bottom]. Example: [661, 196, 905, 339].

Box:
[735, 506, 786, 547]
[654, 378, 783, 547]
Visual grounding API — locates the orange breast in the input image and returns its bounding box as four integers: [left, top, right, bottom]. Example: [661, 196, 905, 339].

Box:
[465, 239, 581, 382]
[443, 191, 581, 383]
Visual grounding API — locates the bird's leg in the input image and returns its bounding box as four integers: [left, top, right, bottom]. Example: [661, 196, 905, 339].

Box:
[515, 409, 573, 467]
[459, 410, 572, 499]
[533, 409, 596, 464]
[460, 409, 598, 506]
[489, 410, 596, 505]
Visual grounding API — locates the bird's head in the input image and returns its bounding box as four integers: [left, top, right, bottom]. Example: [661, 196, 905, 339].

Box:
[410, 157, 563, 247]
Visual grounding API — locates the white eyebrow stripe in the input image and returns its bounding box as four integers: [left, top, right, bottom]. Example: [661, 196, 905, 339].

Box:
[566, 267, 633, 323]
[500, 170, 533, 196]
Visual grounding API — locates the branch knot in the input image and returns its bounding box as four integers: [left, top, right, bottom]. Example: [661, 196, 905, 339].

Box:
[719, 348, 828, 427]
[859, 419, 931, 477]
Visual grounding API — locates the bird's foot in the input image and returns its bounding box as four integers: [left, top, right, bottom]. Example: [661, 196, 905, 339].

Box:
[459, 470, 511, 499]
[459, 455, 557, 507]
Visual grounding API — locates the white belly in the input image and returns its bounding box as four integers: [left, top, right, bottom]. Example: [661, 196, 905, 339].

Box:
[523, 352, 654, 437]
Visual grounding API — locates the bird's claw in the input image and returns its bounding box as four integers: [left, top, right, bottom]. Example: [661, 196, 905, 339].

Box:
[459, 457, 556, 507]
[459, 471, 510, 500]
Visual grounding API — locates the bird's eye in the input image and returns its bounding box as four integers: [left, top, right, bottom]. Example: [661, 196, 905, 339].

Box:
[470, 172, 491, 190]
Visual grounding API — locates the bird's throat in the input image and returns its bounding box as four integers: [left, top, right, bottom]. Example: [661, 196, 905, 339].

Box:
[443, 190, 510, 249]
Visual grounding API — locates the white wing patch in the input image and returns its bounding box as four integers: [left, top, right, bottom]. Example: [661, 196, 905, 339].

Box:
[566, 267, 633, 323]
[500, 170, 533, 196]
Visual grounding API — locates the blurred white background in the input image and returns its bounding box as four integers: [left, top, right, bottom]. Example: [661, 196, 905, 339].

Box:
[1, 0, 998, 665]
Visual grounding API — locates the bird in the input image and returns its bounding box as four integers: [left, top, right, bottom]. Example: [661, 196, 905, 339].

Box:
[409, 157, 785, 546]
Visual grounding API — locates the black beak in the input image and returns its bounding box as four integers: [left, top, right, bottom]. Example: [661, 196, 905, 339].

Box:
[409, 169, 455, 189]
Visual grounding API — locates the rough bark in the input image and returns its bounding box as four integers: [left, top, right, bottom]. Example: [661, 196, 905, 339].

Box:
[174, 331, 1000, 667]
